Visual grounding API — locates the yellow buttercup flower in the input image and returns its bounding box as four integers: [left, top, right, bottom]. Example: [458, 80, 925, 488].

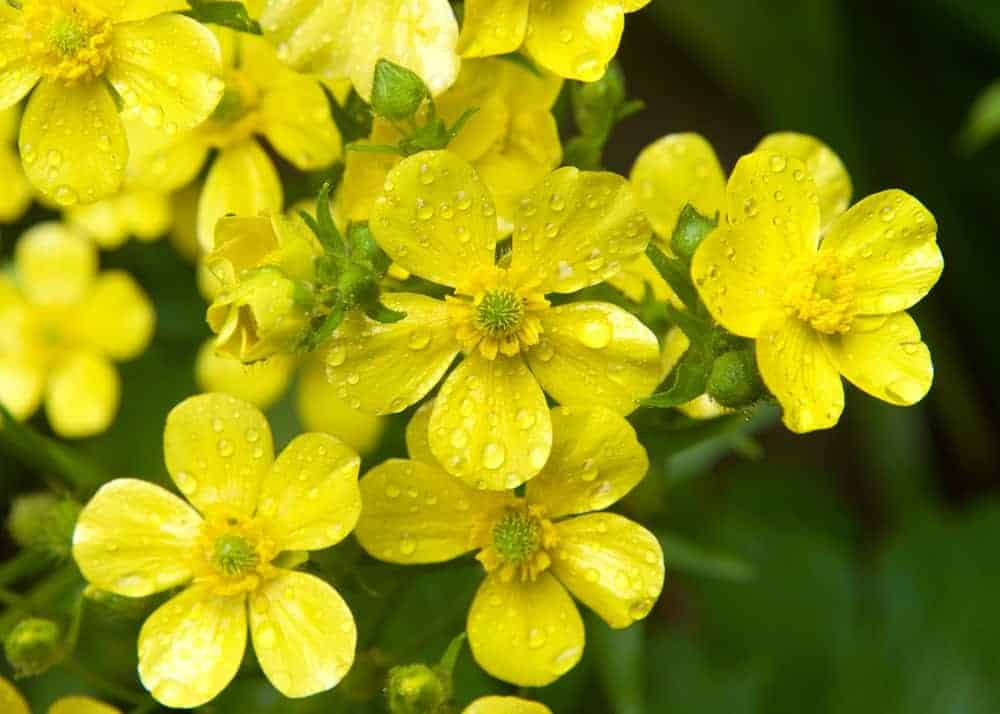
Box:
[0, 105, 32, 222]
[458, 0, 652, 81]
[259, 0, 460, 100]
[0, 0, 223, 205]
[66, 188, 172, 249]
[72, 393, 362, 707]
[0, 223, 154, 437]
[357, 403, 664, 686]
[464, 696, 552, 714]
[1, 676, 121, 714]
[690, 149, 943, 432]
[338, 57, 563, 233]
[327, 150, 659, 489]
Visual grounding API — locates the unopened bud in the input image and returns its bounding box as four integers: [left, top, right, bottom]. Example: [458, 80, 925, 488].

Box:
[7, 493, 80, 560]
[670, 203, 718, 263]
[371, 59, 428, 121]
[4, 618, 63, 677]
[386, 663, 448, 714]
[706, 349, 764, 408]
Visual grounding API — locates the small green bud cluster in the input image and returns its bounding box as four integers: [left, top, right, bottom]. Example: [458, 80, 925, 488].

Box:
[7, 493, 80, 561]
[564, 61, 645, 169]
[4, 618, 64, 677]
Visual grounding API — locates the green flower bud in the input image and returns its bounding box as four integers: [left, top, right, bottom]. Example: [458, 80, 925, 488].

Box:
[572, 62, 627, 137]
[670, 203, 718, 263]
[386, 663, 448, 714]
[337, 264, 379, 308]
[371, 59, 428, 121]
[706, 348, 765, 408]
[206, 266, 315, 362]
[4, 618, 63, 677]
[7, 493, 80, 560]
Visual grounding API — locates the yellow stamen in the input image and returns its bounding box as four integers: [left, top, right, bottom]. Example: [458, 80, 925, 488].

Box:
[784, 255, 856, 334]
[195, 512, 278, 596]
[23, 0, 114, 83]
[476, 501, 557, 583]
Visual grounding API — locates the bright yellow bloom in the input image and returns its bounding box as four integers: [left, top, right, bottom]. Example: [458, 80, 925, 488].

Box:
[66, 188, 172, 249]
[72, 393, 362, 707]
[691, 149, 943, 432]
[259, 0, 460, 100]
[126, 30, 342, 251]
[0, 223, 154, 437]
[458, 0, 651, 81]
[339, 57, 562, 233]
[1, 676, 121, 714]
[328, 150, 659, 489]
[464, 696, 552, 714]
[0, 0, 223, 205]
[0, 105, 31, 221]
[356, 403, 664, 687]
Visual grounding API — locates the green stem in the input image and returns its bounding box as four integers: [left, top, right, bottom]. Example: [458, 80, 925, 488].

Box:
[0, 551, 49, 587]
[63, 657, 147, 706]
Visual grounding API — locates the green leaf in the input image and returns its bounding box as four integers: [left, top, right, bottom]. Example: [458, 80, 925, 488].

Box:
[592, 619, 646, 714]
[313, 182, 346, 256]
[184, 1, 261, 34]
[656, 531, 756, 582]
[324, 85, 373, 144]
[645, 244, 701, 312]
[670, 203, 719, 263]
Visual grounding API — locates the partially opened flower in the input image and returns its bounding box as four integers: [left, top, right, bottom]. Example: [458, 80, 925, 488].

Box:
[0, 223, 154, 437]
[0, 105, 31, 222]
[1, 676, 120, 714]
[72, 393, 362, 707]
[0, 0, 223, 205]
[327, 150, 660, 489]
[690, 149, 943, 432]
[260, 0, 460, 100]
[356, 404, 664, 687]
[458, 0, 651, 81]
[464, 696, 552, 714]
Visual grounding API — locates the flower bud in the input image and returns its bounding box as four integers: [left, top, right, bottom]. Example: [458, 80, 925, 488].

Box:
[7, 493, 80, 560]
[337, 264, 379, 308]
[4, 618, 63, 677]
[371, 59, 429, 121]
[207, 214, 322, 290]
[207, 266, 315, 362]
[670, 203, 718, 263]
[386, 663, 448, 714]
[705, 348, 765, 408]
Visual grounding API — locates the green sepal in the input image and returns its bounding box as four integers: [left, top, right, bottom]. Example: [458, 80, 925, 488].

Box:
[348, 223, 391, 274]
[364, 300, 407, 324]
[324, 85, 374, 144]
[706, 348, 765, 408]
[183, 1, 261, 34]
[302, 182, 346, 257]
[305, 300, 346, 350]
[562, 61, 642, 169]
[640, 349, 711, 409]
[646, 244, 702, 313]
[670, 203, 719, 263]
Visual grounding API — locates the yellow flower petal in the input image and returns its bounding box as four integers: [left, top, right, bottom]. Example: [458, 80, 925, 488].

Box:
[372, 151, 497, 288]
[258, 433, 360, 551]
[755, 132, 852, 231]
[0, 22, 40, 109]
[757, 316, 844, 433]
[0, 358, 44, 421]
[458, 0, 530, 57]
[467, 572, 584, 687]
[629, 133, 726, 239]
[49, 696, 121, 714]
[525, 303, 660, 414]
[463, 696, 552, 714]
[327, 293, 459, 415]
[356, 458, 508, 563]
[72, 478, 201, 597]
[15, 222, 96, 306]
[335, 141, 397, 224]
[524, 0, 626, 81]
[138, 585, 247, 708]
[91, 0, 189, 22]
[404, 399, 436, 464]
[163, 393, 274, 516]
[552, 513, 663, 629]
[0, 146, 31, 222]
[296, 355, 386, 455]
[78, 272, 155, 361]
[607, 254, 678, 305]
[68, 189, 173, 247]
[195, 339, 294, 410]
[823, 312, 933, 406]
[526, 406, 648, 519]
[511, 166, 650, 294]
[198, 141, 284, 252]
[109, 14, 224, 132]
[0, 674, 29, 714]
[125, 117, 209, 191]
[429, 354, 552, 490]
[820, 189, 942, 315]
[20, 80, 127, 206]
[46, 352, 120, 438]
[249, 569, 355, 698]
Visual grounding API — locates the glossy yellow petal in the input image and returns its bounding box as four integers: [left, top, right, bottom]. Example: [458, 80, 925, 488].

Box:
[109, 14, 224, 132]
[258, 433, 360, 551]
[20, 80, 127, 206]
[430, 354, 552, 490]
[463, 697, 551, 714]
[434, 61, 509, 161]
[296, 355, 386, 455]
[259, 0, 352, 80]
[404, 399, 436, 464]
[195, 339, 295, 410]
[0, 22, 40, 110]
[49, 696, 121, 714]
[372, 151, 497, 288]
[163, 393, 274, 517]
[0, 677, 28, 714]
[458, 0, 530, 57]
[68, 189, 172, 246]
[250, 569, 355, 698]
[125, 118, 209, 191]
[755, 132, 851, 231]
[138, 585, 247, 709]
[824, 312, 933, 406]
[356, 458, 508, 563]
[526, 406, 648, 519]
[820, 190, 942, 315]
[46, 352, 120, 438]
[511, 167, 650, 294]
[0, 146, 31, 222]
[525, 303, 660, 414]
[629, 133, 726, 239]
[335, 141, 397, 224]
[607, 254, 678, 305]
[91, 0, 189, 22]
[197, 141, 283, 252]
[72, 478, 201, 597]
[467, 572, 584, 687]
[78, 272, 155, 361]
[552, 513, 663, 629]
[523, 0, 624, 81]
[258, 60, 341, 170]
[14, 222, 96, 306]
[757, 316, 844, 433]
[326, 293, 459, 415]
[0, 358, 44, 420]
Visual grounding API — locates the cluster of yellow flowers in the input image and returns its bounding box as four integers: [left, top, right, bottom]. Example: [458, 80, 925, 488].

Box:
[0, 0, 943, 711]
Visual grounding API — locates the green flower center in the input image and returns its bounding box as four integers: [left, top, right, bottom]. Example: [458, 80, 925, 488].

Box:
[491, 510, 541, 564]
[213, 534, 260, 577]
[475, 289, 524, 337]
[49, 18, 88, 56]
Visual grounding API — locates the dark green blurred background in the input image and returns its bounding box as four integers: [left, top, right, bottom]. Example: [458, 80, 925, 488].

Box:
[3, 1, 1000, 712]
